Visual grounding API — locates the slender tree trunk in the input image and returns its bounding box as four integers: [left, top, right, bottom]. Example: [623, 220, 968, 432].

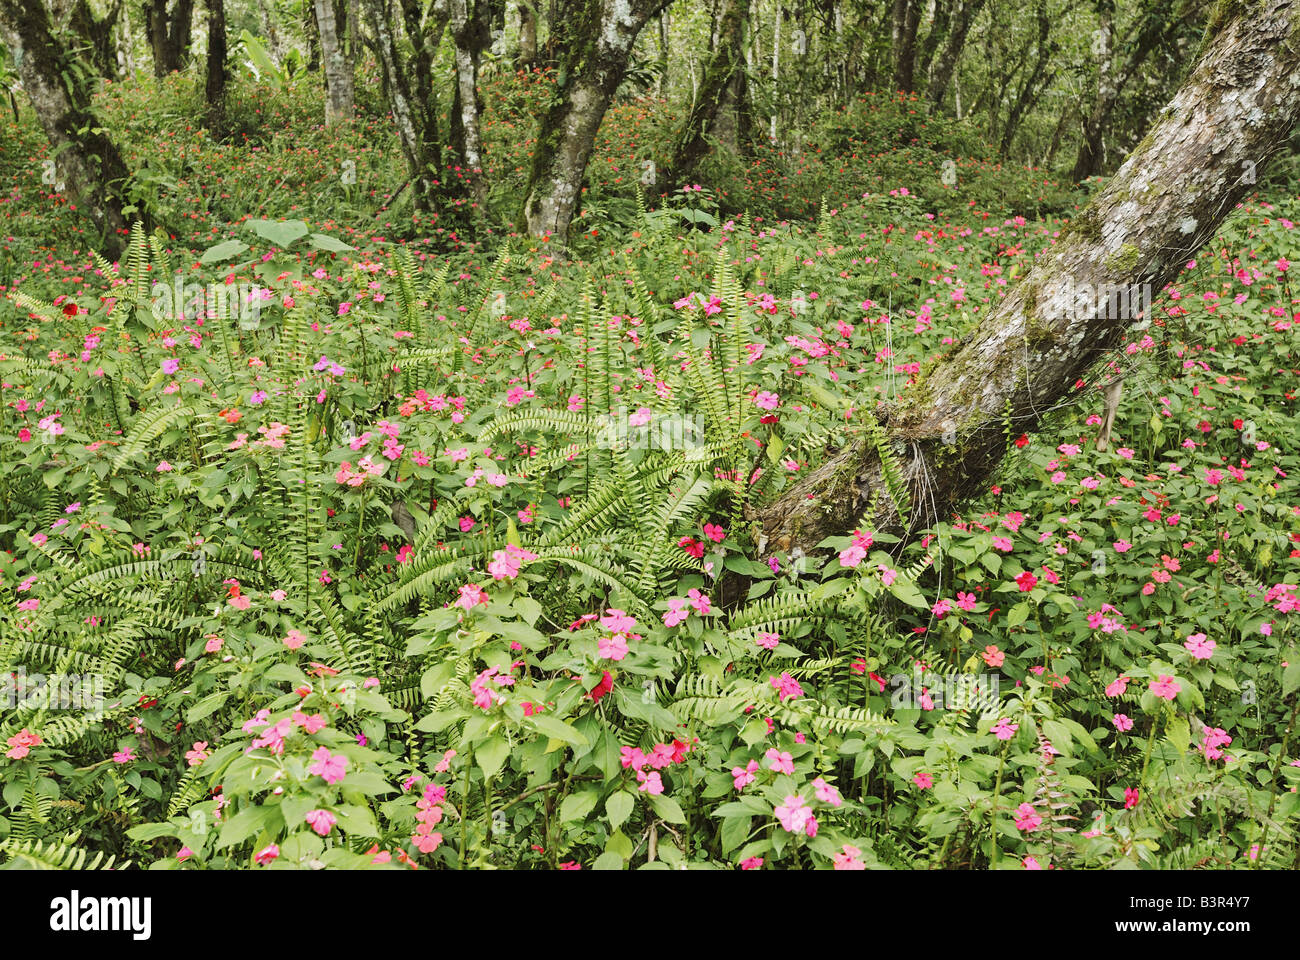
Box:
[756, 1, 1300, 555]
[1071, 0, 1174, 181]
[997, 0, 1053, 157]
[927, 0, 983, 112]
[450, 0, 490, 202]
[520, 0, 669, 242]
[164, 0, 194, 70]
[314, 0, 354, 124]
[205, 0, 226, 135]
[890, 0, 920, 93]
[916, 0, 950, 83]
[66, 0, 123, 79]
[0, 0, 146, 256]
[518, 0, 537, 68]
[663, 0, 749, 189]
[148, 0, 169, 76]
[366, 0, 450, 212]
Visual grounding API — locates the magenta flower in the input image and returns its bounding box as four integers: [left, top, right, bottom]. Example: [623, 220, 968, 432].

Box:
[308, 746, 348, 785]
[305, 809, 337, 836]
[1149, 675, 1181, 701]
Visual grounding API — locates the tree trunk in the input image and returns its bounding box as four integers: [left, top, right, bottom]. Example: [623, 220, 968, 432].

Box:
[915, 0, 950, 84]
[314, 0, 354, 124]
[662, 0, 749, 189]
[890, 0, 920, 93]
[1070, 0, 1175, 182]
[366, 0, 449, 212]
[164, 0, 194, 70]
[927, 0, 983, 112]
[449, 0, 490, 203]
[205, 0, 226, 135]
[997, 0, 1053, 157]
[0, 0, 145, 257]
[65, 0, 123, 80]
[755, 1, 1300, 556]
[518, 0, 537, 68]
[520, 0, 669, 242]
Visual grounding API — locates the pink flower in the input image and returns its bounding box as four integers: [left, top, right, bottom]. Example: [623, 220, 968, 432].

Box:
[455, 583, 490, 610]
[308, 746, 348, 784]
[597, 633, 630, 661]
[702, 523, 726, 542]
[1013, 803, 1042, 831]
[956, 591, 977, 612]
[254, 844, 279, 865]
[774, 794, 812, 833]
[284, 629, 307, 650]
[732, 760, 759, 790]
[1124, 787, 1140, 809]
[305, 809, 338, 836]
[204, 635, 223, 653]
[833, 844, 867, 870]
[185, 741, 210, 767]
[1105, 676, 1130, 697]
[1113, 713, 1134, 732]
[600, 608, 636, 633]
[1183, 633, 1216, 660]
[753, 391, 780, 410]
[740, 856, 764, 870]
[812, 777, 843, 807]
[755, 631, 780, 650]
[1023, 856, 1043, 870]
[1149, 675, 1181, 701]
[913, 771, 933, 789]
[113, 747, 136, 764]
[981, 645, 1004, 667]
[770, 672, 804, 702]
[628, 407, 653, 427]
[1014, 571, 1038, 592]
[765, 748, 795, 775]
[992, 718, 1019, 740]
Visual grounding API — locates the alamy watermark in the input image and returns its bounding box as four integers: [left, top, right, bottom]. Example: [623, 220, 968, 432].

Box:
[595, 405, 706, 450]
[890, 667, 1001, 712]
[1058, 276, 1153, 322]
[151, 278, 271, 324]
[3, 667, 105, 720]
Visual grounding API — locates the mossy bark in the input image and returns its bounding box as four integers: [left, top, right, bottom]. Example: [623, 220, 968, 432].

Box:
[521, 0, 670, 243]
[757, 0, 1300, 555]
[0, 0, 145, 257]
[661, 0, 750, 190]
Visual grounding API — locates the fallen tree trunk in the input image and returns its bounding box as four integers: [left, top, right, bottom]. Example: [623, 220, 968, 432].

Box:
[756, 0, 1300, 556]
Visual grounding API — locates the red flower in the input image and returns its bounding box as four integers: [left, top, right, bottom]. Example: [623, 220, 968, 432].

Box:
[1015, 571, 1038, 592]
[589, 670, 613, 702]
[1014, 433, 1029, 448]
[62, 303, 78, 317]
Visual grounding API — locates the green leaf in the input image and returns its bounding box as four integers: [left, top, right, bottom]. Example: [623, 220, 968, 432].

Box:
[199, 239, 250, 264]
[217, 805, 281, 849]
[592, 850, 624, 870]
[309, 232, 355, 252]
[526, 714, 588, 747]
[606, 789, 634, 831]
[247, 218, 308, 248]
[476, 735, 510, 779]
[559, 789, 598, 824]
[1006, 602, 1029, 629]
[648, 793, 686, 824]
[1283, 656, 1300, 697]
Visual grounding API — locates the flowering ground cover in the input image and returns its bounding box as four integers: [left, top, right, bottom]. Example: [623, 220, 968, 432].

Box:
[0, 70, 1297, 872]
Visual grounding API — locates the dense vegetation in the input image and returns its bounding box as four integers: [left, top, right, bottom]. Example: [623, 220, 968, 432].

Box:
[0, 0, 1298, 872]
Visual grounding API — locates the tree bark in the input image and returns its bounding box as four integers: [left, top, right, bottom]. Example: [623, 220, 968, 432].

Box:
[520, 0, 669, 242]
[365, 0, 449, 212]
[662, 0, 749, 189]
[756, 0, 1300, 556]
[997, 0, 1054, 157]
[449, 0, 491, 203]
[1071, 0, 1179, 181]
[314, 0, 354, 124]
[0, 0, 144, 257]
[205, 0, 226, 135]
[890, 0, 921, 92]
[518, 0, 537, 68]
[927, 0, 983, 112]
